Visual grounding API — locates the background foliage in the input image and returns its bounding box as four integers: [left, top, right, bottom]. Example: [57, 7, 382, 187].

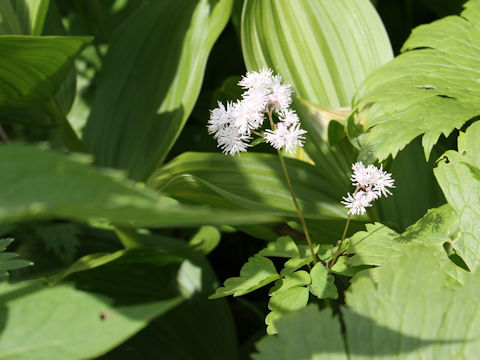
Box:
[0, 0, 478, 359]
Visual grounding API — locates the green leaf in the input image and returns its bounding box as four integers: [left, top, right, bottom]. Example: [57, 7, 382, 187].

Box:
[258, 236, 300, 258]
[434, 121, 480, 270]
[266, 286, 309, 335]
[0, 144, 279, 227]
[0, 238, 31, 281]
[84, 0, 233, 180]
[209, 255, 280, 298]
[241, 0, 392, 107]
[0, 35, 91, 107]
[148, 152, 349, 220]
[0, 281, 182, 359]
[354, 0, 480, 161]
[268, 270, 311, 297]
[308, 263, 338, 299]
[253, 305, 347, 359]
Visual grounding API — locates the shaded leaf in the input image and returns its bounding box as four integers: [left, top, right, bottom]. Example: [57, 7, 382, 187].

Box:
[308, 263, 337, 299]
[0, 238, 31, 281]
[268, 270, 310, 297]
[209, 255, 279, 299]
[266, 286, 309, 335]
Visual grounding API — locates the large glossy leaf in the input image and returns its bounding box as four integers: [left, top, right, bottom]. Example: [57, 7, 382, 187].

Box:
[84, 0, 233, 180]
[241, 0, 392, 107]
[0, 36, 90, 108]
[434, 121, 480, 271]
[148, 152, 351, 220]
[0, 281, 182, 359]
[353, 0, 480, 161]
[0, 144, 278, 227]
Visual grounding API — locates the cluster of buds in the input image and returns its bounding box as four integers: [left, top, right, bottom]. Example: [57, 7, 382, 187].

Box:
[208, 68, 306, 155]
[341, 162, 395, 215]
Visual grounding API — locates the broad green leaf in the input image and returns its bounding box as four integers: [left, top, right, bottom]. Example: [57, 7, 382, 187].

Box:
[0, 238, 31, 281]
[308, 263, 337, 299]
[268, 270, 311, 296]
[84, 0, 233, 180]
[102, 257, 240, 360]
[0, 281, 182, 359]
[253, 305, 347, 360]
[0, 144, 279, 227]
[241, 0, 392, 107]
[0, 36, 90, 108]
[343, 245, 480, 359]
[434, 121, 480, 270]
[266, 286, 309, 335]
[354, 0, 480, 161]
[149, 152, 349, 220]
[209, 255, 279, 298]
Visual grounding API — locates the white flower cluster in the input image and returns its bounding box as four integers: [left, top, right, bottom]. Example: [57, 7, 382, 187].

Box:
[208, 68, 307, 155]
[341, 162, 395, 215]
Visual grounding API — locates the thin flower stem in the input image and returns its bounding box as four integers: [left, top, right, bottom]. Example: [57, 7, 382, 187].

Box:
[0, 125, 10, 142]
[329, 214, 351, 269]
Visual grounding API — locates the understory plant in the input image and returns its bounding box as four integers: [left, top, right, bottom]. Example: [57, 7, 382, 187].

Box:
[1, 0, 480, 359]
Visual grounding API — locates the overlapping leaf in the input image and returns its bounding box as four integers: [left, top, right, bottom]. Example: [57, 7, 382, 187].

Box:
[0, 144, 278, 227]
[0, 238, 31, 281]
[84, 0, 233, 180]
[354, 0, 480, 161]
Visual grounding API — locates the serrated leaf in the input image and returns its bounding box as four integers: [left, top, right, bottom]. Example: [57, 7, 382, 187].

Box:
[0, 144, 279, 228]
[266, 286, 309, 335]
[0, 281, 182, 359]
[254, 305, 347, 359]
[209, 255, 279, 298]
[434, 121, 480, 271]
[268, 270, 310, 297]
[0, 238, 31, 281]
[258, 236, 300, 258]
[354, 0, 480, 161]
[84, 0, 233, 180]
[308, 263, 338, 299]
[0, 35, 91, 107]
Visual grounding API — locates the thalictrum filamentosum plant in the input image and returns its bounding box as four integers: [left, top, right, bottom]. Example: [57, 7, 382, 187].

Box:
[207, 68, 317, 263]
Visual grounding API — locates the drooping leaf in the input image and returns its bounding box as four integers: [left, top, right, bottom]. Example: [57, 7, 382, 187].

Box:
[308, 263, 337, 299]
[253, 305, 347, 360]
[0, 281, 182, 359]
[0, 144, 279, 227]
[209, 255, 279, 299]
[434, 121, 480, 270]
[354, 0, 480, 161]
[241, 0, 392, 108]
[84, 0, 233, 180]
[0, 35, 91, 108]
[148, 152, 350, 221]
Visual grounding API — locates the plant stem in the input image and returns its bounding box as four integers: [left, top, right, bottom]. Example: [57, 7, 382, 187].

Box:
[277, 149, 317, 265]
[0, 125, 10, 142]
[43, 98, 85, 153]
[329, 214, 351, 269]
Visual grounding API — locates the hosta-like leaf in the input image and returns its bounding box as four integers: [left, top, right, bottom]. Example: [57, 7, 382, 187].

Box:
[0, 144, 278, 227]
[354, 0, 480, 161]
[241, 0, 392, 107]
[149, 152, 349, 220]
[209, 255, 279, 299]
[434, 121, 480, 271]
[84, 0, 233, 180]
[0, 35, 90, 107]
[0, 281, 182, 359]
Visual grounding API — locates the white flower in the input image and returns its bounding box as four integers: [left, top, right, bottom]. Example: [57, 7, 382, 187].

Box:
[283, 124, 307, 154]
[208, 101, 233, 138]
[370, 165, 395, 197]
[238, 67, 273, 91]
[279, 109, 300, 127]
[268, 74, 292, 112]
[341, 191, 372, 215]
[216, 125, 250, 155]
[264, 123, 306, 154]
